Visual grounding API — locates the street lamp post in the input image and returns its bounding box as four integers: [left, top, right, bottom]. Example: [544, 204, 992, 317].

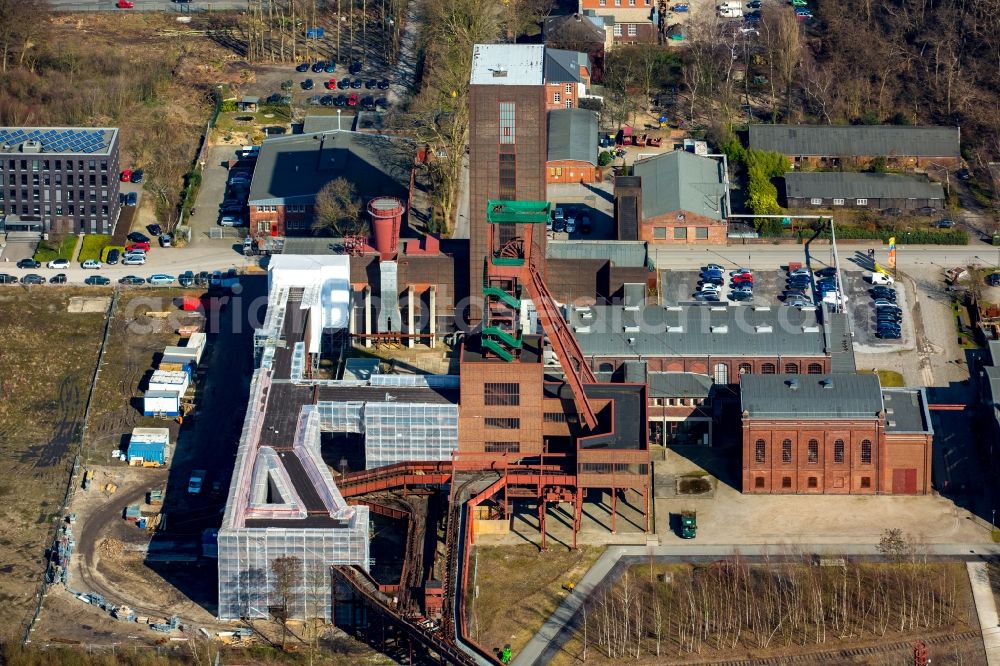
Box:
[337, 109, 342, 131]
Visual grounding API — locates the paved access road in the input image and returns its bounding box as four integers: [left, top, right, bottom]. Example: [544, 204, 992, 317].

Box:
[511, 542, 1000, 666]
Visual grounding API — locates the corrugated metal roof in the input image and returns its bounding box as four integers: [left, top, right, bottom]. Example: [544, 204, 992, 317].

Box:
[741, 374, 883, 419]
[567, 304, 828, 357]
[547, 109, 598, 164]
[248, 130, 411, 206]
[546, 240, 648, 267]
[883, 389, 932, 433]
[543, 48, 588, 84]
[827, 312, 856, 372]
[632, 151, 726, 221]
[783, 172, 944, 200]
[470, 44, 544, 86]
[749, 124, 960, 158]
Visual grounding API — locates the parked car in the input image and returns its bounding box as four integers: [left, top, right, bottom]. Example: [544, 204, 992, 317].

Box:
[296, 62, 310, 72]
[747, 0, 761, 6]
[106, 248, 121, 265]
[120, 169, 132, 182]
[338, 77, 351, 89]
[936, 218, 954, 228]
[870, 272, 895, 285]
[312, 61, 326, 73]
[876, 328, 901, 339]
[179, 271, 195, 287]
[988, 273, 1000, 287]
[361, 96, 376, 111]
[21, 273, 45, 285]
[672, 3, 689, 10]
[49, 274, 67, 284]
[703, 263, 725, 272]
[580, 216, 592, 234]
[699, 283, 721, 293]
[693, 291, 720, 302]
[147, 223, 162, 236]
[0, 273, 17, 284]
[701, 275, 725, 286]
[126, 192, 138, 206]
[128, 232, 150, 244]
[882, 207, 903, 216]
[127, 241, 151, 253]
[195, 271, 211, 287]
[116, 0, 134, 8]
[159, 234, 172, 248]
[348, 60, 362, 75]
[915, 206, 937, 216]
[302, 79, 314, 90]
[732, 274, 753, 284]
[365, 78, 378, 89]
[219, 215, 242, 227]
[131, 169, 144, 184]
[123, 255, 146, 266]
[785, 297, 812, 307]
[146, 274, 174, 285]
[378, 78, 390, 90]
[17, 258, 40, 269]
[788, 267, 811, 276]
[870, 288, 897, 301]
[815, 267, 838, 278]
[730, 290, 754, 302]
[320, 95, 334, 106]
[348, 93, 359, 107]
[324, 62, 337, 73]
[565, 216, 577, 234]
[351, 78, 363, 89]
[81, 259, 102, 269]
[957, 167, 971, 181]
[334, 94, 348, 107]
[85, 275, 111, 286]
[119, 276, 146, 285]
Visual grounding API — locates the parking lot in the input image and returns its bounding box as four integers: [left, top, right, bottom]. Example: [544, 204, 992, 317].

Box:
[547, 181, 616, 241]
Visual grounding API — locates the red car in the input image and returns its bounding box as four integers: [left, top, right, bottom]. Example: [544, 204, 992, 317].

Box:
[126, 242, 150, 253]
[347, 93, 359, 107]
[732, 274, 754, 284]
[120, 169, 132, 182]
[326, 79, 336, 89]
[116, 0, 134, 7]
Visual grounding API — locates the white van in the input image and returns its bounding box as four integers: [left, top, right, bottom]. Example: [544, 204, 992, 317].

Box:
[870, 272, 895, 285]
[718, 6, 743, 16]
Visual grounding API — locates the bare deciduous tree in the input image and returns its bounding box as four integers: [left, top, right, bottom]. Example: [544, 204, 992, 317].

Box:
[313, 177, 363, 236]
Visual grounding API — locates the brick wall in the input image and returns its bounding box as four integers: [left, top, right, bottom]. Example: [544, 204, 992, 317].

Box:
[458, 355, 545, 457]
[642, 210, 727, 244]
[546, 160, 597, 184]
[590, 356, 830, 377]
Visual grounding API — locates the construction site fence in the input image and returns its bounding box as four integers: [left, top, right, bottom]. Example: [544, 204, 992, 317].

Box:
[22, 292, 119, 645]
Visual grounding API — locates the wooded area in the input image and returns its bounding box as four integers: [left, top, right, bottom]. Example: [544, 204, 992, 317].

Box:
[577, 554, 969, 661]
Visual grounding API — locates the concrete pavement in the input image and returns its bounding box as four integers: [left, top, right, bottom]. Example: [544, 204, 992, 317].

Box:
[969, 561, 1000, 665]
[513, 543, 1000, 666]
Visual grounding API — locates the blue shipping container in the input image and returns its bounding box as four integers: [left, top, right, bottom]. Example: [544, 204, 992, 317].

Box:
[306, 27, 324, 38]
[128, 440, 166, 465]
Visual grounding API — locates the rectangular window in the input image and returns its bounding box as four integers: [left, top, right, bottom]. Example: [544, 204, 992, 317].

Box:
[485, 417, 520, 429]
[833, 198, 845, 206]
[499, 102, 516, 145]
[485, 441, 521, 453]
[781, 476, 792, 488]
[629, 0, 636, 4]
[755, 441, 765, 464]
[484, 382, 519, 406]
[554, 91, 561, 103]
[810, 198, 822, 205]
[860, 477, 871, 489]
[565, 100, 572, 109]
[754, 476, 765, 489]
[653, 227, 666, 240]
[599, 0, 605, 5]
[544, 412, 573, 423]
[628, 24, 637, 36]
[695, 227, 709, 240]
[565, 84, 573, 93]
[673, 227, 687, 240]
[498, 152, 516, 200]
[781, 440, 792, 464]
[807, 441, 818, 464]
[614, 0, 621, 5]
[613, 24, 622, 36]
[834, 440, 845, 464]
[807, 477, 818, 488]
[857, 198, 868, 205]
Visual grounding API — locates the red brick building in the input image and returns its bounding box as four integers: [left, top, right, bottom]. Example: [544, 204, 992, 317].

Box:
[740, 375, 933, 495]
[619, 151, 729, 245]
[576, 0, 658, 45]
[543, 48, 592, 110]
[546, 108, 599, 184]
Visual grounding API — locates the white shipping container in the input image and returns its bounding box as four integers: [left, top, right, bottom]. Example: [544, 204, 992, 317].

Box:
[148, 370, 190, 395]
[187, 332, 207, 361]
[143, 392, 180, 416]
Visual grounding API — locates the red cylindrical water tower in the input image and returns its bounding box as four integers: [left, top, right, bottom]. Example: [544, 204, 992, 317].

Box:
[367, 196, 406, 260]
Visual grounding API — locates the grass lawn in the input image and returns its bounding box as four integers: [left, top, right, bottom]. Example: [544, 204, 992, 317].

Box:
[77, 234, 111, 263]
[468, 545, 604, 658]
[859, 368, 905, 387]
[33, 236, 78, 263]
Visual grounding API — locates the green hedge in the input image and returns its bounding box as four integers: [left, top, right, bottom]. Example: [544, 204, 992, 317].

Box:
[78, 234, 111, 262]
[816, 226, 968, 245]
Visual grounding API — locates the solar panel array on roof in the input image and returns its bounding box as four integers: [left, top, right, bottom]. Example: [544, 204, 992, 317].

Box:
[0, 128, 110, 154]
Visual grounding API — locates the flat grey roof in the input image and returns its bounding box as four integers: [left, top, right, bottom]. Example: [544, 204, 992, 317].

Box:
[632, 151, 726, 222]
[748, 124, 960, 158]
[0, 126, 118, 156]
[248, 130, 411, 206]
[547, 108, 598, 164]
[547, 241, 649, 267]
[567, 304, 829, 358]
[648, 372, 714, 398]
[783, 172, 944, 201]
[741, 374, 883, 420]
[883, 389, 932, 434]
[470, 44, 544, 86]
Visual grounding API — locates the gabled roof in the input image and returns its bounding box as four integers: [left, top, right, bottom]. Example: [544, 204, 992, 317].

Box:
[544, 13, 606, 43]
[248, 130, 411, 206]
[648, 372, 714, 398]
[741, 374, 883, 420]
[547, 108, 598, 164]
[783, 172, 944, 201]
[544, 48, 589, 84]
[632, 151, 726, 221]
[470, 44, 545, 86]
[748, 124, 960, 158]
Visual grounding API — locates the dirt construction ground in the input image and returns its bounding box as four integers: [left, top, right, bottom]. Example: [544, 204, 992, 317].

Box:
[0, 288, 107, 633]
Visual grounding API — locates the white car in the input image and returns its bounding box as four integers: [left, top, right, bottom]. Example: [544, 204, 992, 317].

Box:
[699, 283, 721, 292]
[789, 268, 811, 277]
[47, 258, 69, 269]
[81, 259, 102, 269]
[870, 272, 895, 285]
[123, 255, 146, 266]
[147, 274, 175, 285]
